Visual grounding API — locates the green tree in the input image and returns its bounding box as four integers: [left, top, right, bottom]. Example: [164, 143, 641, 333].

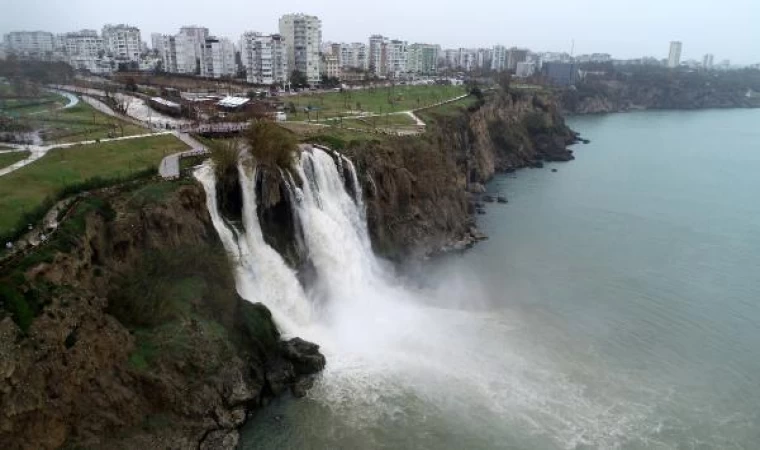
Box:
[290, 70, 308, 87]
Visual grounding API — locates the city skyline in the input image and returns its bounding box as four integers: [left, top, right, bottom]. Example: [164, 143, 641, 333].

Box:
[1, 0, 758, 65]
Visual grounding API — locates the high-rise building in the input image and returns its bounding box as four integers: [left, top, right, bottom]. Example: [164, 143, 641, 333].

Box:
[201, 37, 236, 78]
[457, 48, 477, 71]
[369, 34, 389, 76]
[279, 13, 322, 85]
[240, 32, 288, 85]
[407, 43, 439, 75]
[151, 33, 164, 54]
[668, 41, 682, 68]
[476, 48, 493, 70]
[336, 42, 368, 71]
[386, 40, 407, 78]
[102, 24, 142, 61]
[507, 48, 529, 71]
[60, 30, 108, 73]
[703, 53, 714, 69]
[4, 31, 55, 60]
[492, 45, 507, 71]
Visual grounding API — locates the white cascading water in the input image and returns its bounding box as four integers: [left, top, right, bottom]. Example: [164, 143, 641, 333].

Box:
[196, 146, 658, 449]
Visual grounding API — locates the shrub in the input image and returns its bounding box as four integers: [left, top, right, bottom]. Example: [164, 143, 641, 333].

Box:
[244, 120, 297, 170]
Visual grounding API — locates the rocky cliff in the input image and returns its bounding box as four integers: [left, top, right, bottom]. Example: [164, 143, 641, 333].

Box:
[563, 69, 760, 114]
[0, 180, 324, 450]
[342, 90, 577, 259]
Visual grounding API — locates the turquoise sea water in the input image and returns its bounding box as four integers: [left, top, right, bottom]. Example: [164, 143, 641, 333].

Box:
[242, 108, 760, 449]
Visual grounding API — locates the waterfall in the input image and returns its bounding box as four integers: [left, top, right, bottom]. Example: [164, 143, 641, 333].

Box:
[198, 145, 659, 449]
[194, 161, 311, 334]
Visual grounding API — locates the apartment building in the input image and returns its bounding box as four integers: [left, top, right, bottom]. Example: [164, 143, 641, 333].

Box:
[407, 43, 439, 75]
[369, 35, 389, 76]
[279, 13, 322, 85]
[60, 30, 109, 73]
[321, 54, 340, 80]
[386, 40, 407, 78]
[492, 45, 507, 71]
[102, 24, 141, 61]
[240, 32, 288, 85]
[476, 48, 492, 70]
[506, 48, 528, 71]
[4, 31, 55, 59]
[201, 37, 236, 78]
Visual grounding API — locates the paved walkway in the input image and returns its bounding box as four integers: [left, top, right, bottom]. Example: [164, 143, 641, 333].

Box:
[159, 132, 208, 179]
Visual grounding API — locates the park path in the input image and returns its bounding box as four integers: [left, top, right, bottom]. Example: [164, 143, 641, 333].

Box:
[159, 132, 208, 179]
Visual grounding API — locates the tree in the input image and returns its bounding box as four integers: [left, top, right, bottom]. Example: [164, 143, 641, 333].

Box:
[497, 71, 512, 92]
[290, 70, 308, 87]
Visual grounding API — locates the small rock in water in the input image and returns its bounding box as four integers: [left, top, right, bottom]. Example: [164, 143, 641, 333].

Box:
[476, 208, 486, 215]
[551, 168, 558, 173]
[482, 195, 495, 203]
[497, 196, 508, 204]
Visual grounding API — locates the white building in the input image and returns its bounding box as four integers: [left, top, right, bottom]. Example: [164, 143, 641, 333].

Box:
[321, 54, 340, 80]
[515, 61, 536, 78]
[703, 53, 714, 69]
[386, 40, 407, 78]
[151, 33, 164, 55]
[201, 37, 236, 78]
[407, 43, 439, 75]
[492, 45, 507, 71]
[338, 42, 368, 71]
[668, 41, 682, 68]
[4, 31, 55, 60]
[240, 32, 288, 85]
[60, 30, 110, 73]
[102, 24, 142, 61]
[279, 13, 322, 85]
[369, 35, 389, 76]
[457, 48, 477, 71]
[159, 26, 209, 75]
[476, 48, 492, 70]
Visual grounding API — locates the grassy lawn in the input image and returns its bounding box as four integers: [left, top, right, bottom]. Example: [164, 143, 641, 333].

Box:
[0, 85, 68, 118]
[0, 151, 30, 169]
[285, 85, 466, 121]
[29, 101, 146, 144]
[416, 95, 479, 123]
[324, 113, 417, 130]
[0, 134, 189, 235]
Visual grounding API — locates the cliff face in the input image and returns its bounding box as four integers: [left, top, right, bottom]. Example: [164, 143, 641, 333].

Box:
[0, 181, 324, 450]
[563, 76, 760, 114]
[345, 90, 577, 259]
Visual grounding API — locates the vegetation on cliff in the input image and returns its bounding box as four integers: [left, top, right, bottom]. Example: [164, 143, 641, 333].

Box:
[0, 179, 324, 449]
[562, 66, 760, 113]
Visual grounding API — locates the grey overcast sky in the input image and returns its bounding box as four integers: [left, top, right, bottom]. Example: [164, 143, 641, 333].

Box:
[1, 0, 758, 64]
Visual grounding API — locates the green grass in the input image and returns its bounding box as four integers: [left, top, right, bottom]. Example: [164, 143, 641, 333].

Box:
[0, 86, 68, 118]
[0, 150, 30, 169]
[285, 85, 466, 121]
[0, 134, 189, 235]
[30, 101, 146, 143]
[416, 95, 479, 123]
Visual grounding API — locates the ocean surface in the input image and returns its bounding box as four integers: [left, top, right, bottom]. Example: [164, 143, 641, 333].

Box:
[240, 108, 760, 449]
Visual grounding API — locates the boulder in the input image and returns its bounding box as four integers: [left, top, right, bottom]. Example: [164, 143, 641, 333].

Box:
[291, 376, 316, 398]
[280, 338, 326, 375]
[265, 359, 295, 396]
